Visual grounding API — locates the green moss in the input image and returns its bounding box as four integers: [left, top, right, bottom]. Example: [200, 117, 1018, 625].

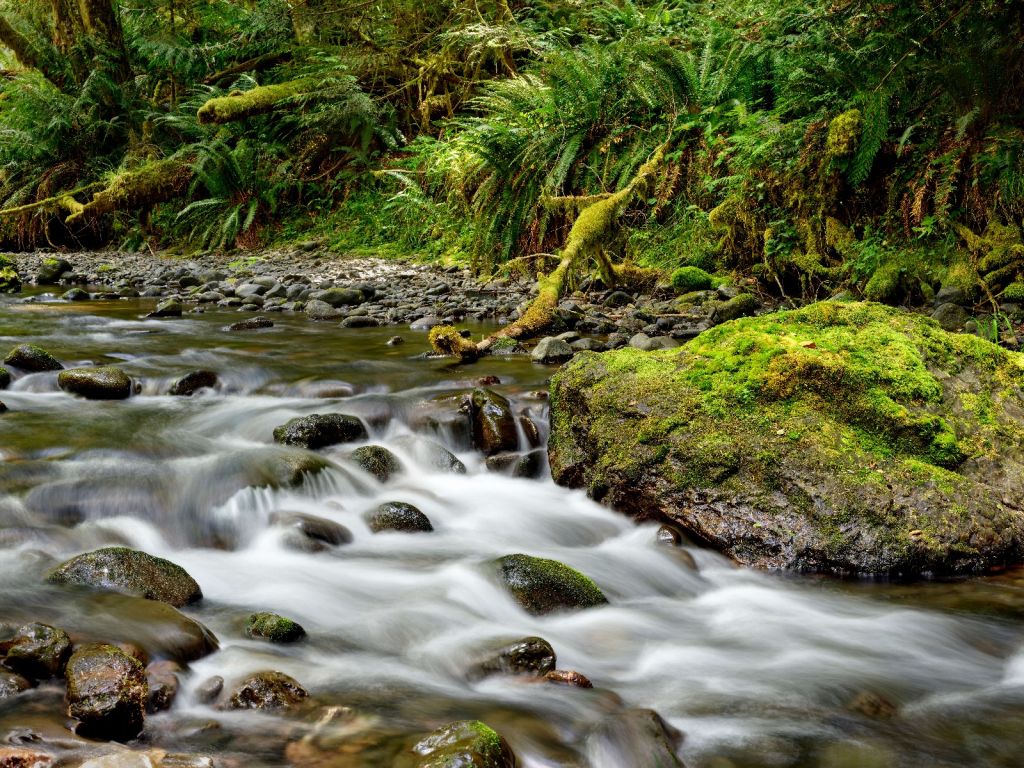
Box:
[826, 109, 862, 158]
[1003, 281, 1024, 302]
[197, 78, 321, 124]
[245, 612, 306, 643]
[670, 266, 714, 293]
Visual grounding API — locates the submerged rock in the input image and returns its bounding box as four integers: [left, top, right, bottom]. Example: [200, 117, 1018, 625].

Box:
[227, 316, 273, 331]
[168, 370, 218, 396]
[586, 708, 684, 768]
[4, 623, 71, 680]
[364, 501, 433, 534]
[65, 643, 148, 741]
[411, 720, 516, 768]
[349, 444, 402, 482]
[147, 299, 182, 318]
[393, 436, 466, 474]
[272, 413, 367, 449]
[550, 301, 1024, 576]
[0, 670, 30, 699]
[492, 554, 607, 615]
[228, 671, 308, 711]
[48, 547, 202, 607]
[468, 388, 518, 456]
[58, 367, 133, 400]
[271, 512, 352, 552]
[4, 344, 63, 372]
[245, 612, 306, 643]
[470, 636, 556, 679]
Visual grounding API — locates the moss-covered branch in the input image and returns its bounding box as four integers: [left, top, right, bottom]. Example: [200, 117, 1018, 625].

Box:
[197, 78, 321, 124]
[64, 158, 193, 225]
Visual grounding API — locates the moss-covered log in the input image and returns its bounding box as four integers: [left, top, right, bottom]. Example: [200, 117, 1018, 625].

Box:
[196, 78, 321, 124]
[64, 158, 193, 225]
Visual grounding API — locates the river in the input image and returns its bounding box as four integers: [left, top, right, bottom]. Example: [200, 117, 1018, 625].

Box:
[1, 290, 1023, 767]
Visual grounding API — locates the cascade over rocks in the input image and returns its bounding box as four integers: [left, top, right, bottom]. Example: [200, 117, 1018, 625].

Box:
[550, 301, 1024, 576]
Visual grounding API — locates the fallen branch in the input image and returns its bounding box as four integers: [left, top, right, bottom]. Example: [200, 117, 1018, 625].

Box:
[64, 157, 194, 225]
[0, 182, 103, 218]
[197, 77, 321, 124]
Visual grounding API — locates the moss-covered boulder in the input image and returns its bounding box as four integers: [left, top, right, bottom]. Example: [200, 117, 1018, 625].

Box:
[227, 670, 308, 710]
[550, 301, 1024, 576]
[65, 643, 148, 741]
[364, 501, 433, 534]
[35, 256, 72, 285]
[493, 554, 607, 615]
[4, 623, 71, 680]
[58, 367, 133, 400]
[48, 547, 202, 607]
[0, 254, 21, 294]
[411, 720, 516, 768]
[350, 444, 402, 482]
[272, 413, 367, 449]
[4, 344, 63, 372]
[245, 612, 306, 643]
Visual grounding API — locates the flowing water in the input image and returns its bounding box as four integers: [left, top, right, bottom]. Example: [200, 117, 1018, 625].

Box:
[2, 290, 1024, 767]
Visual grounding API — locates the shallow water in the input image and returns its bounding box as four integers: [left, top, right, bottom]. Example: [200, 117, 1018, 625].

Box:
[2, 290, 1024, 767]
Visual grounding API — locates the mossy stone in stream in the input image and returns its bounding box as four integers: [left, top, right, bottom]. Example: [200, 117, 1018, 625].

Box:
[493, 554, 607, 615]
[36, 256, 71, 284]
[228, 670, 308, 710]
[0, 254, 20, 294]
[4, 622, 72, 680]
[350, 444, 402, 482]
[272, 413, 368, 449]
[245, 612, 306, 643]
[4, 344, 63, 372]
[168, 369, 218, 396]
[0, 367, 9, 390]
[550, 301, 1024, 576]
[48, 547, 202, 607]
[470, 636, 556, 679]
[364, 501, 433, 534]
[411, 720, 516, 768]
[0, 670, 30, 699]
[65, 643, 148, 741]
[58, 367, 133, 400]
[469, 388, 519, 456]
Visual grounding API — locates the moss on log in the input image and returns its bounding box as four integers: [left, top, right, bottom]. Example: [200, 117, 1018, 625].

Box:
[196, 78, 321, 124]
[65, 158, 193, 225]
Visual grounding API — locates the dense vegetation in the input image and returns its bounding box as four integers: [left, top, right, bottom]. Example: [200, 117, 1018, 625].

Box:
[0, 0, 1022, 311]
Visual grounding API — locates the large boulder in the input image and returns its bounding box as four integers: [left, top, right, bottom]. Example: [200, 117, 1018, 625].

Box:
[550, 301, 1024, 577]
[4, 344, 63, 372]
[492, 554, 607, 615]
[411, 721, 516, 768]
[35, 257, 72, 285]
[65, 644, 148, 741]
[48, 547, 202, 607]
[272, 414, 367, 449]
[468, 389, 518, 456]
[58, 367, 133, 400]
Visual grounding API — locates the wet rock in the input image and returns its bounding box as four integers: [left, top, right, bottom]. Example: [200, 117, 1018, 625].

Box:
[48, 547, 202, 607]
[168, 370, 218, 397]
[0, 255, 21, 294]
[147, 299, 182, 318]
[314, 288, 364, 308]
[364, 502, 433, 534]
[513, 450, 546, 479]
[349, 445, 402, 482]
[410, 315, 443, 330]
[304, 299, 341, 320]
[411, 720, 516, 768]
[709, 293, 758, 324]
[4, 344, 63, 372]
[393, 436, 466, 474]
[0, 670, 30, 699]
[849, 691, 898, 719]
[196, 675, 223, 704]
[61, 288, 90, 301]
[493, 554, 608, 615]
[604, 291, 632, 308]
[471, 637, 556, 679]
[656, 525, 683, 546]
[931, 302, 970, 331]
[271, 512, 352, 552]
[273, 414, 367, 449]
[245, 612, 306, 644]
[146, 660, 181, 713]
[386, 335, 405, 346]
[0, 400, 7, 414]
[0, 747, 53, 768]
[4, 623, 71, 680]
[484, 453, 519, 474]
[340, 316, 379, 328]
[57, 367, 133, 400]
[468, 389, 518, 456]
[531, 337, 574, 364]
[0, 367, 9, 389]
[628, 333, 677, 351]
[545, 669, 593, 688]
[35, 257, 72, 285]
[65, 643, 148, 741]
[586, 708, 684, 768]
[227, 316, 273, 331]
[227, 671, 308, 711]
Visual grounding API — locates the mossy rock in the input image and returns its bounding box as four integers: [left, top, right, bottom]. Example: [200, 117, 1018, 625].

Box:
[493, 553, 608, 615]
[65, 643, 148, 741]
[4, 344, 63, 372]
[227, 670, 308, 711]
[350, 444, 403, 482]
[58, 367, 133, 400]
[272, 413, 368, 449]
[410, 720, 516, 768]
[550, 301, 1024, 576]
[36, 257, 71, 285]
[245, 612, 306, 643]
[670, 266, 713, 293]
[4, 623, 71, 680]
[0, 254, 20, 294]
[0, 367, 9, 390]
[365, 501, 433, 534]
[48, 547, 202, 607]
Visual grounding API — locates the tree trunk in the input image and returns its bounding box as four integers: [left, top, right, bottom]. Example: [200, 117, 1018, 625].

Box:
[77, 0, 130, 83]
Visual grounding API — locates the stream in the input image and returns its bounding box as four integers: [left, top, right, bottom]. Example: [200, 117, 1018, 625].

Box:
[2, 290, 1024, 767]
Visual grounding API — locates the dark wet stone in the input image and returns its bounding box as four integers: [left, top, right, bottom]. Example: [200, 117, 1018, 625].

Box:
[349, 445, 402, 482]
[472, 637, 556, 679]
[393, 436, 466, 474]
[545, 669, 593, 688]
[364, 501, 433, 534]
[146, 660, 181, 713]
[469, 388, 518, 456]
[314, 288, 364, 308]
[4, 623, 71, 680]
[0, 367, 8, 389]
[656, 526, 683, 546]
[196, 676, 223, 704]
[514, 450, 546, 479]
[61, 288, 90, 301]
[245, 612, 306, 644]
[48, 547, 202, 607]
[65, 643, 148, 741]
[36, 257, 72, 284]
[227, 671, 308, 711]
[57, 367, 133, 400]
[411, 720, 516, 768]
[604, 291, 633, 307]
[227, 316, 273, 331]
[340, 316, 379, 328]
[168, 370, 218, 396]
[386, 335, 405, 346]
[4, 344, 63, 372]
[493, 554, 608, 615]
[0, 671, 30, 699]
[147, 299, 182, 318]
[271, 512, 352, 552]
[586, 708, 684, 768]
[273, 413, 367, 449]
[304, 299, 340, 320]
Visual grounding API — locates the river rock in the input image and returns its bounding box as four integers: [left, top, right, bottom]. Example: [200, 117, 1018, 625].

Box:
[545, 669, 593, 688]
[270, 512, 352, 552]
[709, 293, 758, 324]
[364, 501, 433, 534]
[0, 255, 20, 294]
[340, 315, 379, 328]
[168, 370, 218, 396]
[245, 612, 306, 643]
[48, 547, 202, 607]
[531, 337, 574, 364]
[0, 367, 9, 389]
[61, 287, 90, 301]
[493, 554, 607, 615]
[349, 445, 402, 482]
[931, 302, 970, 331]
[4, 623, 71, 680]
[304, 299, 340, 320]
[393, 436, 466, 474]
[65, 643, 148, 741]
[4, 344, 63, 372]
[469, 388, 519, 456]
[58, 367, 133, 400]
[313, 287, 364, 307]
[586, 708, 684, 768]
[273, 413, 367, 449]
[471, 636, 556, 679]
[411, 720, 516, 768]
[0, 748, 53, 768]
[146, 660, 181, 713]
[147, 299, 182, 318]
[550, 301, 1024, 576]
[227, 316, 273, 331]
[35, 257, 72, 284]
[628, 333, 676, 351]
[227, 671, 308, 710]
[0, 670, 30, 699]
